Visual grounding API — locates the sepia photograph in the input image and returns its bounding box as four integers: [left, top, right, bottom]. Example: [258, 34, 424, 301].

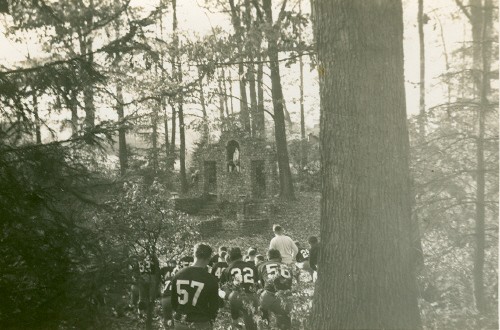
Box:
[0, 0, 498, 329]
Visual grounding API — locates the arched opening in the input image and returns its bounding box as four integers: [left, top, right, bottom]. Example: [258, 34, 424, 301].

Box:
[227, 140, 240, 172]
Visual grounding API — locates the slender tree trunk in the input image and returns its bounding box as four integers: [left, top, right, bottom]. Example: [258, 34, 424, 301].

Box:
[228, 69, 234, 114]
[81, 2, 95, 132]
[218, 72, 226, 126]
[151, 102, 159, 173]
[263, 0, 295, 200]
[229, 0, 251, 133]
[198, 68, 209, 142]
[257, 57, 265, 138]
[178, 61, 188, 193]
[473, 0, 492, 313]
[418, 0, 426, 138]
[113, 0, 127, 175]
[244, 0, 258, 137]
[70, 90, 78, 137]
[311, 1, 422, 328]
[163, 98, 170, 163]
[33, 92, 41, 144]
[436, 16, 452, 105]
[298, 0, 307, 175]
[248, 64, 258, 137]
[169, 0, 178, 170]
[238, 63, 250, 132]
[221, 67, 229, 117]
[170, 102, 176, 168]
[116, 83, 128, 175]
[179, 104, 188, 193]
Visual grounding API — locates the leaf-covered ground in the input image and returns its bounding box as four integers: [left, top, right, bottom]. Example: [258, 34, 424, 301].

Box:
[112, 192, 498, 329]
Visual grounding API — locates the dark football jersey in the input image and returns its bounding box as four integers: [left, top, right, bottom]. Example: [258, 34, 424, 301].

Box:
[257, 261, 292, 292]
[221, 260, 258, 293]
[210, 261, 228, 280]
[209, 254, 219, 267]
[161, 266, 175, 283]
[170, 266, 219, 322]
[179, 256, 194, 268]
[296, 248, 310, 262]
[138, 255, 160, 275]
[162, 279, 173, 297]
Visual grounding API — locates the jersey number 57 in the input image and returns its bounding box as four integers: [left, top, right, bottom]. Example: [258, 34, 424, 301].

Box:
[176, 280, 205, 306]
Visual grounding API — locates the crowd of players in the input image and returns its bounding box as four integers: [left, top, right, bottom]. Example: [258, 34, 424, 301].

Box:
[130, 225, 320, 329]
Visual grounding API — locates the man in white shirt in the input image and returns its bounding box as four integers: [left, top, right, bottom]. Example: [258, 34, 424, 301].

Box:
[269, 224, 298, 265]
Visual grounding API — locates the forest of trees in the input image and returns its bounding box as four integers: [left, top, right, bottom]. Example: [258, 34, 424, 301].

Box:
[0, 0, 498, 329]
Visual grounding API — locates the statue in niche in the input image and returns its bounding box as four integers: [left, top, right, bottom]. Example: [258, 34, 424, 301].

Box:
[227, 140, 240, 173]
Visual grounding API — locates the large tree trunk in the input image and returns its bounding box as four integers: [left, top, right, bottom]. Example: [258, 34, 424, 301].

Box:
[262, 0, 295, 200]
[310, 1, 422, 328]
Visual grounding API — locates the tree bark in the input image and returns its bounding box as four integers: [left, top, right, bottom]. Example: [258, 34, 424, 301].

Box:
[256, 56, 265, 138]
[70, 90, 78, 137]
[33, 92, 41, 144]
[217, 69, 227, 125]
[169, 0, 178, 170]
[298, 0, 307, 175]
[473, 0, 492, 313]
[311, 1, 422, 328]
[163, 98, 170, 164]
[198, 68, 209, 142]
[418, 0, 426, 138]
[221, 67, 230, 116]
[262, 0, 295, 200]
[229, 0, 251, 133]
[244, 0, 258, 137]
[81, 1, 95, 132]
[178, 61, 188, 193]
[228, 69, 234, 114]
[151, 100, 159, 173]
[116, 83, 128, 175]
[456, 0, 493, 313]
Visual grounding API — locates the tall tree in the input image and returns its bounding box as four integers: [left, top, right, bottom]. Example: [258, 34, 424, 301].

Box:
[455, 0, 494, 313]
[169, 0, 179, 170]
[262, 0, 295, 200]
[311, 0, 422, 328]
[178, 59, 188, 193]
[418, 0, 426, 138]
[298, 0, 307, 175]
[229, 0, 251, 133]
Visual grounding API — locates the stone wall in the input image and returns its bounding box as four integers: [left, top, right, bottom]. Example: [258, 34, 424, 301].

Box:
[197, 131, 277, 203]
